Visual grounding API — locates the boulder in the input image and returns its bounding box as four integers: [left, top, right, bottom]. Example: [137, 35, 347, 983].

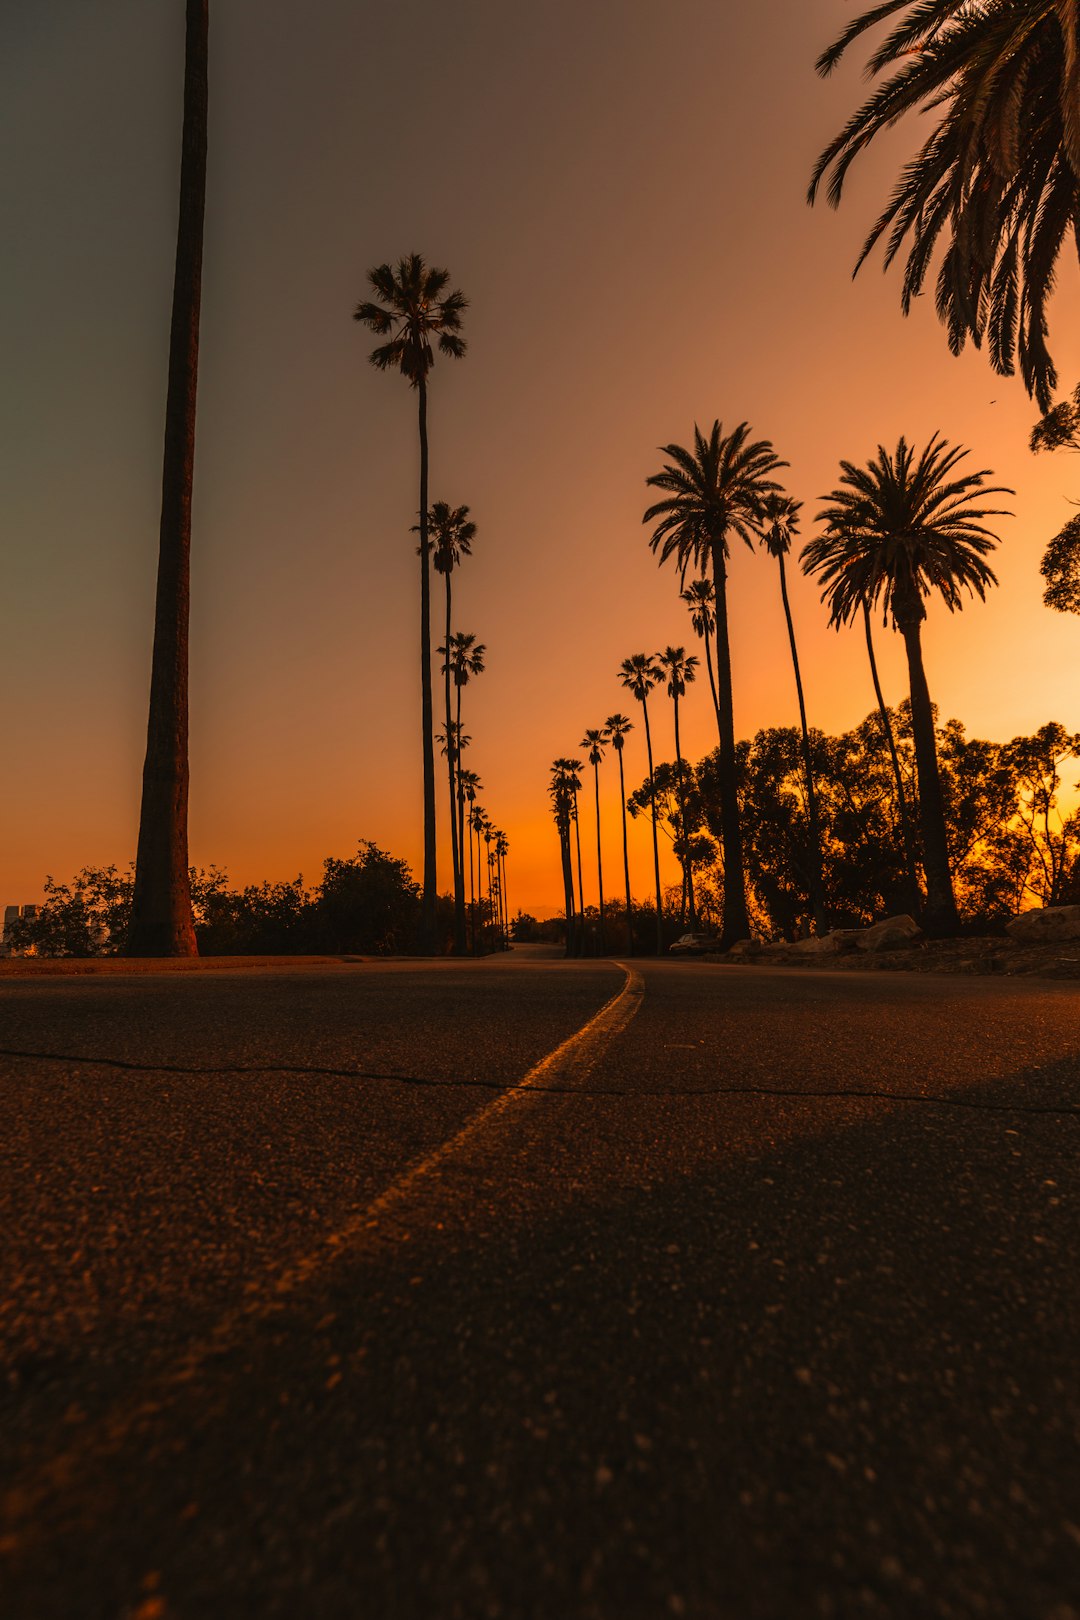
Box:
[725, 938, 761, 960]
[856, 914, 923, 952]
[789, 930, 859, 955]
[1006, 905, 1080, 944]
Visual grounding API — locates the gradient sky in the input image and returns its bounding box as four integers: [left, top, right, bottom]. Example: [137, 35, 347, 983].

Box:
[3, 0, 1078, 918]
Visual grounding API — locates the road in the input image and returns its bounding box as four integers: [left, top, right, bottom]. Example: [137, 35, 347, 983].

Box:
[1, 954, 1078, 1619]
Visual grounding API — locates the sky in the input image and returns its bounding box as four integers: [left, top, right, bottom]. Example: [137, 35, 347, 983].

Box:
[3, 0, 1078, 918]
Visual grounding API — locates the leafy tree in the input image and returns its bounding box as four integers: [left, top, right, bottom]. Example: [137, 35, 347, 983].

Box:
[1001, 722, 1080, 905]
[810, 2, 1080, 409]
[354, 256, 467, 951]
[644, 421, 786, 944]
[314, 842, 421, 954]
[1031, 382, 1080, 614]
[805, 435, 1011, 934]
[128, 0, 208, 957]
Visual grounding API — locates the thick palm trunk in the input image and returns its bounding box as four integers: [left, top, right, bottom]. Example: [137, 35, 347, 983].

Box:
[641, 697, 664, 954]
[592, 761, 606, 954]
[128, 0, 207, 959]
[777, 554, 828, 934]
[672, 689, 697, 928]
[443, 574, 465, 952]
[863, 602, 921, 914]
[898, 613, 959, 935]
[417, 378, 437, 951]
[711, 545, 750, 944]
[617, 746, 634, 955]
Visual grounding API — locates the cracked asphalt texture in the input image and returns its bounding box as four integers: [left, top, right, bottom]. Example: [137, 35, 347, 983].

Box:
[2, 954, 1079, 1619]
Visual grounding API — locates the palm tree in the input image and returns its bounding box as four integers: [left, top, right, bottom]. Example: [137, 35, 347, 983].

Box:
[605, 713, 636, 954]
[495, 831, 510, 947]
[444, 630, 486, 909]
[457, 767, 482, 950]
[424, 501, 476, 951]
[644, 421, 785, 945]
[128, 0, 208, 958]
[655, 647, 700, 928]
[681, 578, 720, 726]
[809, 2, 1080, 411]
[618, 655, 665, 954]
[354, 256, 467, 951]
[758, 493, 829, 933]
[580, 727, 609, 955]
[549, 762, 577, 956]
[469, 800, 487, 952]
[804, 434, 1012, 934]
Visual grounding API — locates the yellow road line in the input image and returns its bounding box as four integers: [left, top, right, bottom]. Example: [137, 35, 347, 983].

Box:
[1, 963, 644, 1547]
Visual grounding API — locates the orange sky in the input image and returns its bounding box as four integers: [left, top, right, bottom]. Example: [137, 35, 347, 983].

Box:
[3, 1, 1078, 918]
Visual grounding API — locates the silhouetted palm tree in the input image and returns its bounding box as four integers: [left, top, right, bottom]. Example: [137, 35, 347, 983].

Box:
[457, 768, 482, 950]
[681, 578, 720, 726]
[656, 647, 700, 928]
[354, 255, 467, 951]
[495, 831, 510, 947]
[618, 654, 665, 953]
[128, 0, 208, 958]
[581, 727, 609, 954]
[805, 435, 1012, 933]
[444, 630, 486, 911]
[605, 713, 635, 954]
[859, 599, 921, 913]
[644, 421, 785, 945]
[809, 2, 1080, 410]
[759, 493, 829, 933]
[424, 502, 476, 951]
[549, 763, 578, 955]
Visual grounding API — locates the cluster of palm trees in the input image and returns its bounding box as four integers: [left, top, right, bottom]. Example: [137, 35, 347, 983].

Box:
[550, 421, 1014, 951]
[126, 2, 1077, 957]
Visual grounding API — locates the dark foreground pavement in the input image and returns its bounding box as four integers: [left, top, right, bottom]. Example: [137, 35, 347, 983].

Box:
[1, 957, 1078, 1619]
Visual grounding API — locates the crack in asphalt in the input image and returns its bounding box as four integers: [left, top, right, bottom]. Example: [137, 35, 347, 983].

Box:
[2, 1048, 1078, 1116]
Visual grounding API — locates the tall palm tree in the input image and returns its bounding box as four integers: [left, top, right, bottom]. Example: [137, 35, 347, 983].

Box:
[804, 434, 1012, 934]
[809, 2, 1080, 411]
[681, 578, 720, 726]
[495, 831, 510, 946]
[457, 767, 482, 950]
[618, 655, 665, 954]
[580, 726, 609, 955]
[759, 493, 829, 933]
[128, 0, 208, 958]
[444, 630, 486, 908]
[469, 800, 488, 953]
[549, 761, 578, 956]
[354, 256, 467, 951]
[655, 647, 700, 928]
[552, 757, 585, 954]
[425, 501, 476, 951]
[605, 713, 635, 954]
[644, 421, 785, 945]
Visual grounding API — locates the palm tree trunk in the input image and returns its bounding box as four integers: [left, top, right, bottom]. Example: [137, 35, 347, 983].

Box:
[641, 696, 664, 954]
[418, 378, 437, 952]
[711, 545, 750, 945]
[128, 0, 207, 959]
[592, 760, 606, 954]
[898, 613, 959, 935]
[467, 812, 476, 954]
[617, 745, 634, 955]
[702, 633, 720, 732]
[777, 553, 828, 934]
[863, 602, 921, 915]
[443, 574, 464, 952]
[501, 848, 510, 946]
[560, 824, 575, 958]
[672, 688, 697, 928]
[572, 797, 586, 955]
[456, 682, 467, 945]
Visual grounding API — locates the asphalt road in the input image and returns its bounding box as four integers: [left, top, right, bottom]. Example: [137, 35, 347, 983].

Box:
[2, 955, 1078, 1619]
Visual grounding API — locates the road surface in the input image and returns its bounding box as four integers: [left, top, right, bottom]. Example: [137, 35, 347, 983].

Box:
[2, 955, 1078, 1618]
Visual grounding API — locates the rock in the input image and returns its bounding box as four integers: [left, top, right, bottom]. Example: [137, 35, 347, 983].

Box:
[857, 914, 923, 952]
[1006, 905, 1080, 943]
[725, 938, 761, 960]
[790, 930, 859, 955]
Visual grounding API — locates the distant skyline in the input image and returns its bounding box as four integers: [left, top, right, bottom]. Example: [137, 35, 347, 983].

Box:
[3, 0, 1078, 916]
